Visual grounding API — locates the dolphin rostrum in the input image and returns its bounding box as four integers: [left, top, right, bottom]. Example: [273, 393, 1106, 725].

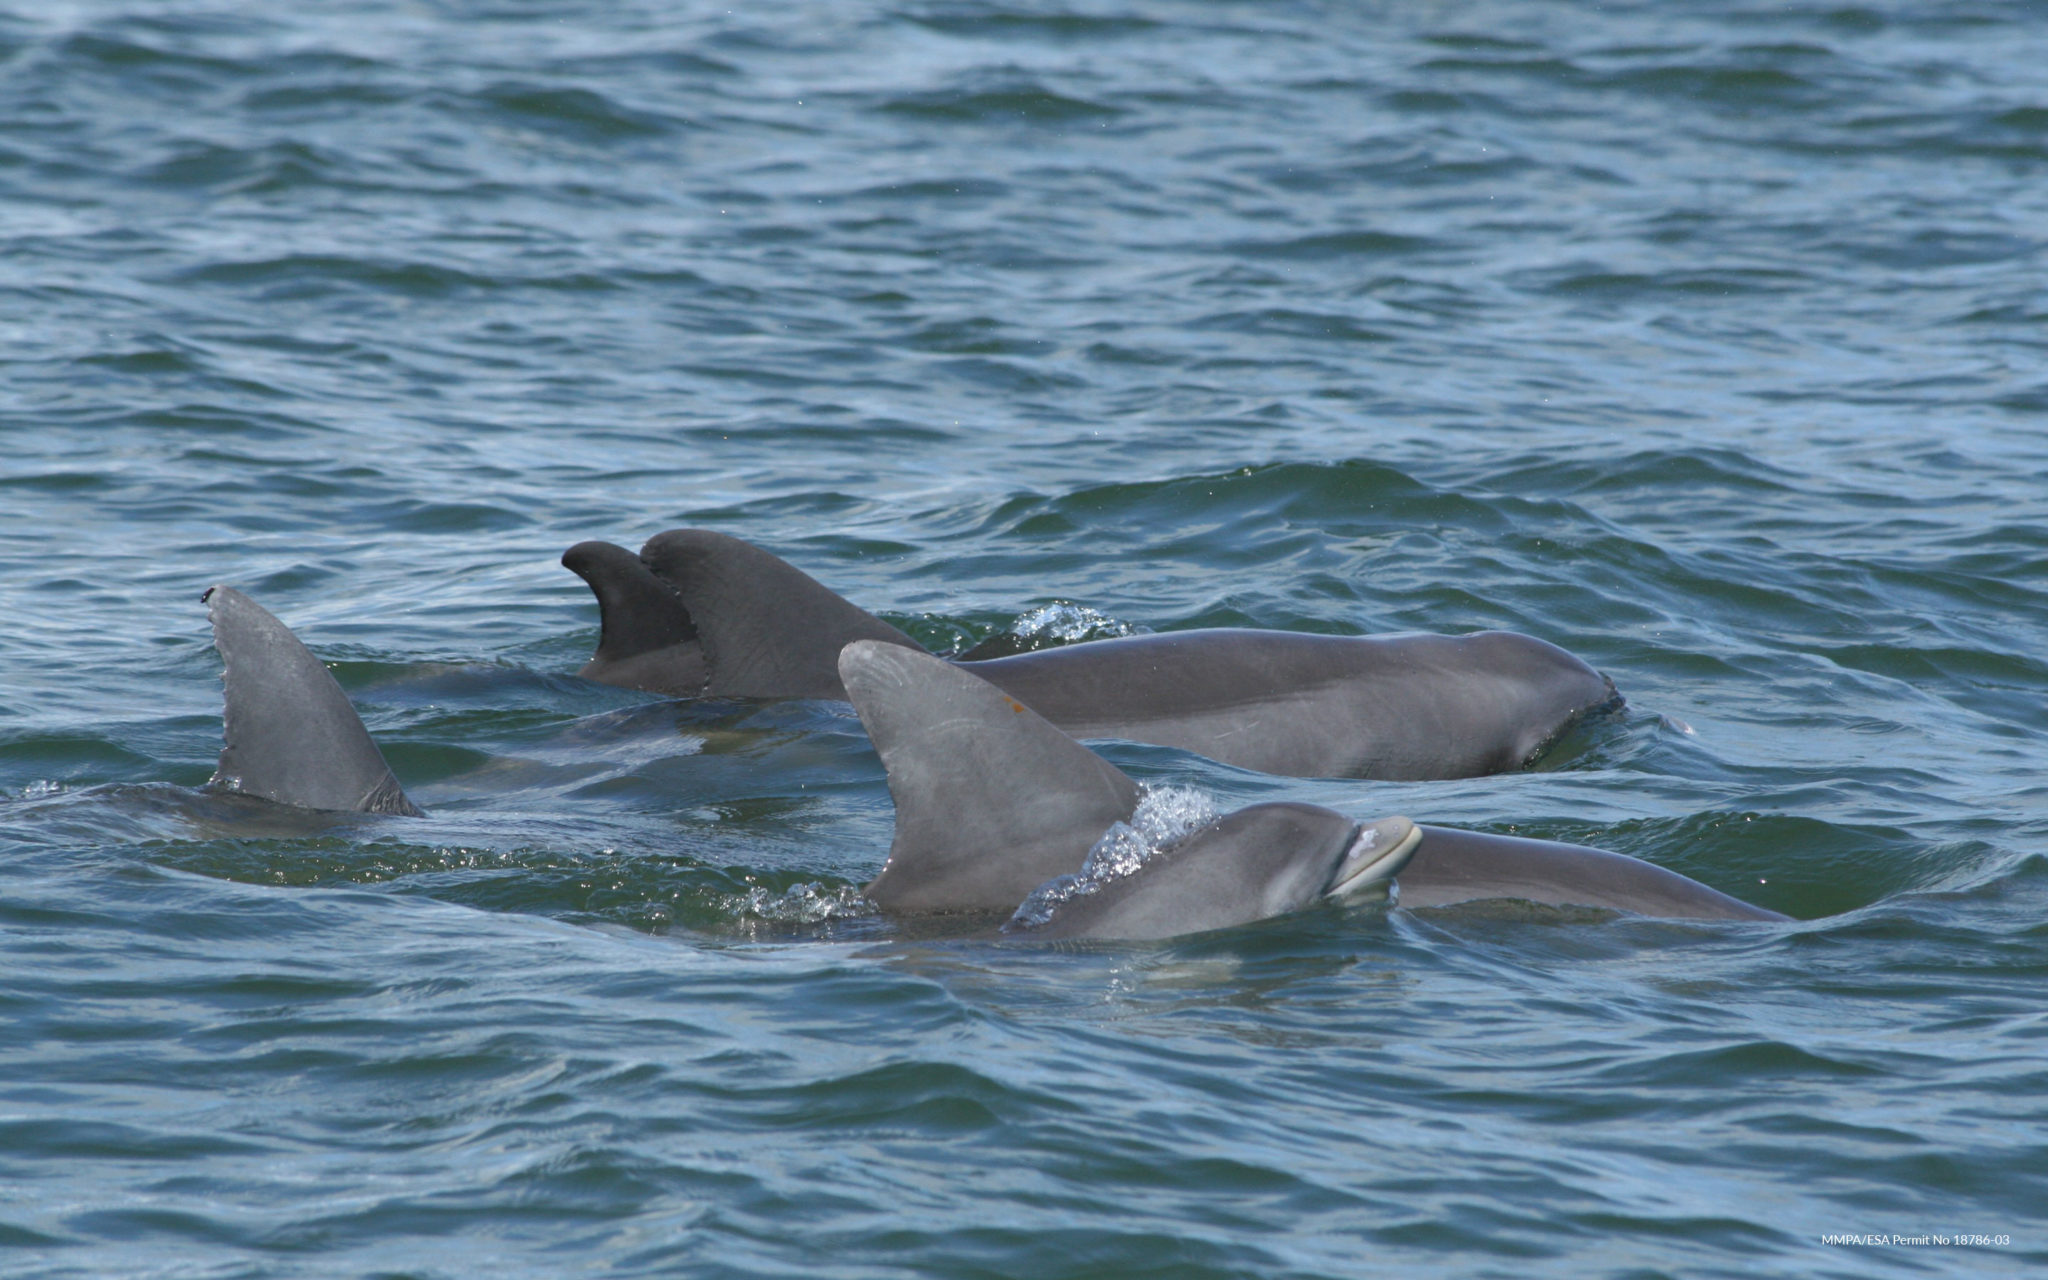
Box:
[565, 529, 1622, 781]
[837, 640, 1786, 935]
[203, 585, 421, 816]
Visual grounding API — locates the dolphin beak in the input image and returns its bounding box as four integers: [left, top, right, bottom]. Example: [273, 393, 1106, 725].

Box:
[1325, 816, 1422, 899]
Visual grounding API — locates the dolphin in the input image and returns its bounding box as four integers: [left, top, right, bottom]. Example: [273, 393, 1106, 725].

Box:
[564, 529, 1622, 781]
[202, 585, 421, 816]
[1011, 807, 1426, 942]
[1391, 826, 1784, 918]
[837, 640, 1786, 935]
[839, 639, 1419, 938]
[560, 541, 706, 696]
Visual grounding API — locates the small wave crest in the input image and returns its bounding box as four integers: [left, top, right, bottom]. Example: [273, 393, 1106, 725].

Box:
[1010, 602, 1136, 644]
[1007, 785, 1217, 931]
[955, 601, 1140, 660]
[725, 880, 875, 925]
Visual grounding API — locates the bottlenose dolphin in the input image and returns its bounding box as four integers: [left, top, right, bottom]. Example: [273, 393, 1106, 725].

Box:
[565, 529, 1621, 781]
[839, 639, 1419, 938]
[203, 585, 421, 816]
[837, 640, 1786, 933]
[560, 541, 706, 696]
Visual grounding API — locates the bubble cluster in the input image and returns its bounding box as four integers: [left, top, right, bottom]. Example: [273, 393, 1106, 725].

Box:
[1007, 602, 1139, 645]
[1006, 785, 1218, 930]
[730, 880, 876, 925]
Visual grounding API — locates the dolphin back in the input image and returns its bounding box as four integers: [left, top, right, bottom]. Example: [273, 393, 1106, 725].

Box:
[561, 540, 706, 695]
[972, 628, 1618, 780]
[1399, 826, 1787, 921]
[204, 586, 421, 816]
[642, 529, 923, 699]
[839, 640, 1140, 913]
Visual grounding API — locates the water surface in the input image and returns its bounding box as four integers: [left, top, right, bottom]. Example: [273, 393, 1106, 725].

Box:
[3, 2, 2045, 1276]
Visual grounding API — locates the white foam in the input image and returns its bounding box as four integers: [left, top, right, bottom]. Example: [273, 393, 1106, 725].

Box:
[1007, 784, 1219, 930]
[1007, 601, 1138, 644]
[733, 881, 875, 924]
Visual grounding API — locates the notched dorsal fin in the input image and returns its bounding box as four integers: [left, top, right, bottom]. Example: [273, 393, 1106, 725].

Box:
[840, 640, 1139, 913]
[204, 585, 421, 817]
[640, 529, 922, 698]
[563, 540, 699, 663]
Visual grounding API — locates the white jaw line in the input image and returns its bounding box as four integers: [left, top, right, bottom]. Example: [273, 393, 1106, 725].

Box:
[1326, 818, 1422, 899]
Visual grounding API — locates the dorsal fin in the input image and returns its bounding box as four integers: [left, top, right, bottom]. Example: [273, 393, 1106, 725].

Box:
[640, 529, 923, 698]
[839, 640, 1139, 913]
[561, 540, 707, 695]
[204, 586, 421, 816]
[563, 540, 698, 661]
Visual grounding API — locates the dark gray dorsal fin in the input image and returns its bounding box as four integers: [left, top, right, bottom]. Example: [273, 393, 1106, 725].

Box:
[561, 540, 707, 695]
[204, 585, 421, 816]
[563, 540, 698, 661]
[840, 640, 1139, 913]
[640, 529, 922, 698]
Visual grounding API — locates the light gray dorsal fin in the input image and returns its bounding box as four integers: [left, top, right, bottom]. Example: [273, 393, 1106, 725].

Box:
[840, 640, 1140, 913]
[640, 529, 923, 698]
[204, 585, 421, 816]
[562, 540, 699, 664]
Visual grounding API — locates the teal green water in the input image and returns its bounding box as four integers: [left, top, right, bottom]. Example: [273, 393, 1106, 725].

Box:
[3, 2, 2045, 1275]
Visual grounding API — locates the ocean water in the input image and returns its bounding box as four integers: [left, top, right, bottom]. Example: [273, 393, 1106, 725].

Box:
[3, 1, 2045, 1275]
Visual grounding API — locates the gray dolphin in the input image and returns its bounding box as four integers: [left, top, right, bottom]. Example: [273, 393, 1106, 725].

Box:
[560, 541, 706, 696]
[565, 529, 1621, 781]
[1392, 826, 1782, 918]
[837, 640, 1786, 934]
[839, 639, 1419, 937]
[203, 585, 421, 816]
[1012, 807, 1426, 942]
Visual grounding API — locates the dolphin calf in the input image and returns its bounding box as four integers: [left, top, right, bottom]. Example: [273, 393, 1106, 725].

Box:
[837, 640, 1786, 935]
[203, 585, 422, 816]
[565, 529, 1622, 781]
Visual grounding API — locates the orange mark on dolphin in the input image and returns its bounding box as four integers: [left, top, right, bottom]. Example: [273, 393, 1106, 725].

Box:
[1006, 698, 1026, 714]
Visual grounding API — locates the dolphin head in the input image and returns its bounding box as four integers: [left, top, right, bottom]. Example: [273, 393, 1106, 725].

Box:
[1323, 815, 1422, 901]
[1011, 803, 1420, 941]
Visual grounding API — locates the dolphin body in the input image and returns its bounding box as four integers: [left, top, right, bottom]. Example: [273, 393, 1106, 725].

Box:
[202, 585, 421, 816]
[564, 529, 1622, 781]
[837, 640, 1787, 935]
[839, 639, 1422, 938]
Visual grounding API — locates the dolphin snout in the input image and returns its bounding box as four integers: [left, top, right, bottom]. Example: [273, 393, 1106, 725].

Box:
[1325, 815, 1421, 899]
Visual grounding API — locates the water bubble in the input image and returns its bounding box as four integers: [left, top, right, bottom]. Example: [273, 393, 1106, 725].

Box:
[1007, 785, 1218, 930]
[1009, 601, 1138, 644]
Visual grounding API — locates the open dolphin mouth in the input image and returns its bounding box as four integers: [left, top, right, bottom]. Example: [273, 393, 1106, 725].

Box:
[1325, 815, 1422, 899]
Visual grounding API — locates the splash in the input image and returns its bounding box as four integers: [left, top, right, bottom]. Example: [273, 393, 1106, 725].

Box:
[1008, 601, 1138, 644]
[729, 880, 876, 925]
[1006, 785, 1218, 930]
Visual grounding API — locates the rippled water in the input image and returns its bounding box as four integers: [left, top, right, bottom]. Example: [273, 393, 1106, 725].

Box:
[4, 1, 2045, 1276]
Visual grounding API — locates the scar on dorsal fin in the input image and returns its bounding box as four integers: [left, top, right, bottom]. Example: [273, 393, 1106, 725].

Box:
[203, 585, 421, 817]
[561, 540, 707, 695]
[640, 529, 923, 699]
[839, 639, 1138, 913]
